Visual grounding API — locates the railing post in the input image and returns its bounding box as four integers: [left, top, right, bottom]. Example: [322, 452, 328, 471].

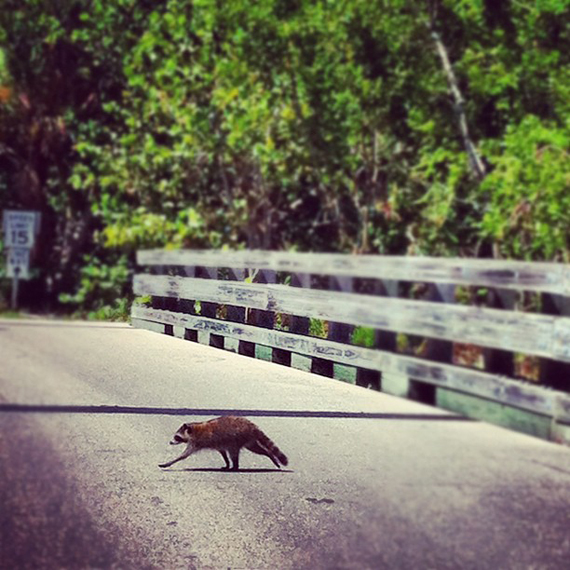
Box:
[327, 276, 354, 344]
[249, 269, 276, 329]
[328, 276, 355, 383]
[225, 268, 247, 323]
[373, 279, 402, 395]
[150, 263, 165, 311]
[195, 266, 218, 345]
[177, 266, 196, 340]
[212, 267, 245, 353]
[483, 289, 515, 376]
[250, 269, 276, 362]
[289, 272, 312, 372]
[540, 293, 570, 391]
[289, 273, 311, 334]
[410, 283, 455, 404]
[373, 279, 398, 352]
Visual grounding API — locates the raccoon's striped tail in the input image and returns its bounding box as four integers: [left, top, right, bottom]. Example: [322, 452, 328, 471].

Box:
[253, 430, 289, 467]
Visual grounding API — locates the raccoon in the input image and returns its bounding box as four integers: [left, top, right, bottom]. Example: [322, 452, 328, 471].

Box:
[158, 416, 288, 471]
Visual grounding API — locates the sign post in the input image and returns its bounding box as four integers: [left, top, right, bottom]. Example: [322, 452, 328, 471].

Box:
[11, 267, 20, 310]
[2, 210, 41, 309]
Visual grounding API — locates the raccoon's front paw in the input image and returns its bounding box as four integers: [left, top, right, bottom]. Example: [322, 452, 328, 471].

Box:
[158, 463, 170, 469]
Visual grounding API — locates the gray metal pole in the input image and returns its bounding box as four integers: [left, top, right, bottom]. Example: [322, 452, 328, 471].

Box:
[11, 267, 20, 310]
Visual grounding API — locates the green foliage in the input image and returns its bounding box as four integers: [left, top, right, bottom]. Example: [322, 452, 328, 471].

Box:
[1, 0, 569, 316]
[480, 116, 570, 259]
[134, 295, 152, 307]
[309, 318, 327, 339]
[274, 312, 289, 331]
[351, 326, 375, 348]
[59, 254, 131, 320]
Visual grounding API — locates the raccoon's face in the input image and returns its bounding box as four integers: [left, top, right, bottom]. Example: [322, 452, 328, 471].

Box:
[169, 423, 192, 445]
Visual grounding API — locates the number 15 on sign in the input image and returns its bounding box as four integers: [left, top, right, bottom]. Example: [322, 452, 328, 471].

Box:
[3, 210, 40, 248]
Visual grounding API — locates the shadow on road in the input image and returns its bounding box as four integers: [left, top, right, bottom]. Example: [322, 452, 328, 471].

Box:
[166, 467, 294, 473]
[0, 321, 130, 329]
[0, 403, 473, 421]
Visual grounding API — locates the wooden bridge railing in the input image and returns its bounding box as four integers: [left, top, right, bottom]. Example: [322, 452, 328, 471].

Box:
[131, 250, 570, 444]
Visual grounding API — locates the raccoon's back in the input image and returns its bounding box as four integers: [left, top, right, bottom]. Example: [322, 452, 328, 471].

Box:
[192, 416, 259, 448]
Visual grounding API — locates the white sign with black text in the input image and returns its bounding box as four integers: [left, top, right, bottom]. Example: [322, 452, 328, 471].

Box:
[6, 247, 30, 279]
[2, 210, 40, 248]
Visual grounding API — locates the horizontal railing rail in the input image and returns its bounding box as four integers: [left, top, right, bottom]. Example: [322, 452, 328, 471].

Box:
[133, 274, 570, 362]
[137, 249, 570, 294]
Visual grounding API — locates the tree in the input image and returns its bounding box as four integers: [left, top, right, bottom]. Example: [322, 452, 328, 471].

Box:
[1, 0, 568, 314]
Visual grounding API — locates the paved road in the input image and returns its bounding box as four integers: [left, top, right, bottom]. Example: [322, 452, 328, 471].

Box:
[1, 318, 570, 569]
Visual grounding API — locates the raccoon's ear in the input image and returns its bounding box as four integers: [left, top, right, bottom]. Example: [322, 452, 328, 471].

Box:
[183, 423, 193, 433]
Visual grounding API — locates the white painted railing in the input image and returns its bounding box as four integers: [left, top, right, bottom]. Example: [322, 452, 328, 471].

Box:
[132, 249, 570, 443]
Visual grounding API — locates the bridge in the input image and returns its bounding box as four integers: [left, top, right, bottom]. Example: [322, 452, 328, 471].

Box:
[133, 249, 570, 444]
[2, 251, 570, 568]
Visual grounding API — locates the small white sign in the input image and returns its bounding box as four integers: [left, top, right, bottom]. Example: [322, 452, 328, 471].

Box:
[2, 210, 40, 248]
[6, 247, 30, 279]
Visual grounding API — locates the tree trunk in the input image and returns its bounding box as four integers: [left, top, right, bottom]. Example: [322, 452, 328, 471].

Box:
[429, 26, 487, 181]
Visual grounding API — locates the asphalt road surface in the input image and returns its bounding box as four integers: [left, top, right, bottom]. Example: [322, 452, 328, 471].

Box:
[1, 318, 570, 569]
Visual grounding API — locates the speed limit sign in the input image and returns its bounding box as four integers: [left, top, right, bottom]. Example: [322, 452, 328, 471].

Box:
[2, 210, 40, 307]
[2, 210, 40, 248]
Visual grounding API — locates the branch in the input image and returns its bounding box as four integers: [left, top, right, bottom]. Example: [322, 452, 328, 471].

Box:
[430, 26, 487, 181]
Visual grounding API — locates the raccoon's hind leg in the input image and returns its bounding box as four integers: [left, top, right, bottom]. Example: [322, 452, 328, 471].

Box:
[229, 448, 241, 471]
[246, 441, 281, 469]
[219, 450, 231, 470]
